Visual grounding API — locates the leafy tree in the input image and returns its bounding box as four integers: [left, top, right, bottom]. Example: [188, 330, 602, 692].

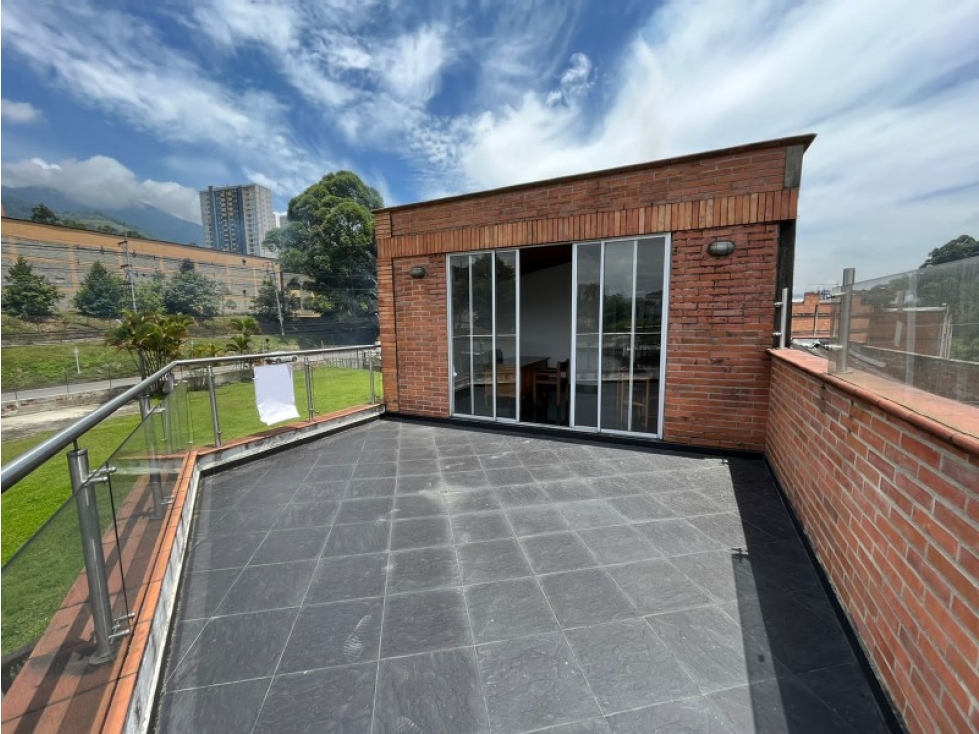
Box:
[269, 171, 383, 323]
[105, 311, 194, 388]
[1, 257, 61, 318]
[73, 261, 127, 318]
[136, 272, 166, 312]
[163, 261, 221, 316]
[921, 235, 978, 268]
[251, 276, 291, 320]
[30, 204, 59, 225]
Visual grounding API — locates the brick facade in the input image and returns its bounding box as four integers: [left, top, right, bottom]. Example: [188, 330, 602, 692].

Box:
[376, 135, 814, 451]
[767, 350, 979, 734]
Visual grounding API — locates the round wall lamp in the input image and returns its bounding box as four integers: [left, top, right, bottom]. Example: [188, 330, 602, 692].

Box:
[408, 266, 427, 279]
[707, 240, 736, 257]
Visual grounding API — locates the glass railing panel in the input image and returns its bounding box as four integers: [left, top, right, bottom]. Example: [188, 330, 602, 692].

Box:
[311, 347, 380, 418]
[1, 493, 85, 675]
[93, 400, 188, 643]
[824, 256, 978, 435]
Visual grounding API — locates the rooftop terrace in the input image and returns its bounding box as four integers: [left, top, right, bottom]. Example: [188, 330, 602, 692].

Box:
[154, 418, 892, 733]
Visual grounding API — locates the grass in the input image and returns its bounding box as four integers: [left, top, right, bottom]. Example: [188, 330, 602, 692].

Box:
[1, 343, 138, 391]
[0, 365, 380, 655]
[1, 336, 304, 392]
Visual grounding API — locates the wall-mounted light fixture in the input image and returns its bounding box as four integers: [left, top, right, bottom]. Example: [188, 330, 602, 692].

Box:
[707, 240, 736, 257]
[409, 266, 427, 279]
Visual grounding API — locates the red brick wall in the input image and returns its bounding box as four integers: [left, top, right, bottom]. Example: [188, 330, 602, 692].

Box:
[388, 148, 789, 237]
[664, 225, 779, 450]
[390, 255, 449, 416]
[766, 351, 979, 734]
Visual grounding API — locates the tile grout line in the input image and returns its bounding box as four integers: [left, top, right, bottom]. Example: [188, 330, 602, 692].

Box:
[241, 446, 348, 734]
[367, 423, 397, 734]
[493, 466, 609, 730]
[439, 434, 495, 733]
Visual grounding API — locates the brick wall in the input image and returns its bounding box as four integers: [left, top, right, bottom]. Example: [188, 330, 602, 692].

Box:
[664, 225, 779, 450]
[377, 136, 814, 450]
[766, 350, 979, 734]
[390, 255, 449, 416]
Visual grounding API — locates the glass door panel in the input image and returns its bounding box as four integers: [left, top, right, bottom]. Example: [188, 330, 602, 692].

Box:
[572, 243, 601, 428]
[450, 256, 472, 414]
[495, 252, 518, 419]
[471, 253, 494, 417]
[632, 239, 666, 434]
[449, 250, 519, 420]
[600, 240, 635, 432]
[570, 236, 668, 436]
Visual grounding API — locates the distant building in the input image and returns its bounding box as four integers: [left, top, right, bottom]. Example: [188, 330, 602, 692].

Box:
[200, 184, 276, 257]
[276, 212, 289, 229]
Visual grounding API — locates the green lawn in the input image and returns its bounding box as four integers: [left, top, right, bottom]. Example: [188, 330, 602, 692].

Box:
[1, 335, 306, 392]
[0, 365, 380, 654]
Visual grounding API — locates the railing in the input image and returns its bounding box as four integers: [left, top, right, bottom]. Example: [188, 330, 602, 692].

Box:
[795, 257, 979, 435]
[0, 345, 380, 705]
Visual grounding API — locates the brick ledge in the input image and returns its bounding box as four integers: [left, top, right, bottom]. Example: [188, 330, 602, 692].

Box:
[770, 349, 979, 458]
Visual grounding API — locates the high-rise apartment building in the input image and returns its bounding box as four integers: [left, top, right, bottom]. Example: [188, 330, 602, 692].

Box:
[199, 184, 276, 257]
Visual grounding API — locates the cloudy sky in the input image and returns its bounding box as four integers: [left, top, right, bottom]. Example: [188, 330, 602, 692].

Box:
[2, 0, 977, 290]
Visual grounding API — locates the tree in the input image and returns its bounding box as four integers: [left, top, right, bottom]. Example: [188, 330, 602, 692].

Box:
[163, 261, 221, 316]
[226, 316, 261, 354]
[136, 272, 166, 312]
[105, 310, 194, 383]
[1, 257, 61, 318]
[251, 276, 291, 320]
[921, 235, 979, 268]
[269, 171, 383, 324]
[30, 204, 60, 225]
[74, 261, 127, 318]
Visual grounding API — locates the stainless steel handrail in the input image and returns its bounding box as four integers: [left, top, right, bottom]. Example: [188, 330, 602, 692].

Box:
[0, 344, 378, 492]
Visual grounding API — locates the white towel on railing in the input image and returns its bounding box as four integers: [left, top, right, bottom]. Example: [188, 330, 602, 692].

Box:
[253, 364, 300, 425]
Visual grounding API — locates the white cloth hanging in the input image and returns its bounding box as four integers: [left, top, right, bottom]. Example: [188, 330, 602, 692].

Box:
[253, 363, 300, 425]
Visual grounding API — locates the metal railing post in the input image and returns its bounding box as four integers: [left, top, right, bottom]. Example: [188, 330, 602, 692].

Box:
[68, 448, 116, 664]
[369, 352, 377, 404]
[773, 287, 789, 349]
[303, 358, 315, 421]
[139, 395, 167, 520]
[836, 268, 856, 373]
[207, 365, 222, 447]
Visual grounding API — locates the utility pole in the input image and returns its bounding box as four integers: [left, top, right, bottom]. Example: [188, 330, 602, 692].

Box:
[268, 264, 285, 337]
[119, 236, 137, 310]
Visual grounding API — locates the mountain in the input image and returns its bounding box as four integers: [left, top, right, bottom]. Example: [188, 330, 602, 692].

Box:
[1, 185, 204, 245]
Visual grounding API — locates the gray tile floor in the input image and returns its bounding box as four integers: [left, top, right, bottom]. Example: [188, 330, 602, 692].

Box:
[154, 419, 893, 734]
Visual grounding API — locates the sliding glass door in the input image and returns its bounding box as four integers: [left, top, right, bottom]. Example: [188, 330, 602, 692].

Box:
[571, 237, 668, 436]
[448, 237, 667, 436]
[449, 250, 519, 420]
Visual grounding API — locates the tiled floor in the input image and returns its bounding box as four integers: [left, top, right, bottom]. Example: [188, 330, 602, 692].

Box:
[154, 419, 893, 734]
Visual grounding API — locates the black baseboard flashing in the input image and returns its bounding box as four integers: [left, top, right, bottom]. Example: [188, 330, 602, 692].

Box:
[383, 413, 766, 462]
[763, 457, 908, 734]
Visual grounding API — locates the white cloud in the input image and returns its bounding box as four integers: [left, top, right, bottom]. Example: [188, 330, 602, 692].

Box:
[420, 0, 979, 288]
[2, 156, 202, 223]
[377, 25, 451, 106]
[2, 0, 332, 193]
[1, 100, 42, 124]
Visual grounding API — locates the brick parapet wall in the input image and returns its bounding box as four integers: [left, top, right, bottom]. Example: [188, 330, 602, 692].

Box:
[766, 349, 979, 734]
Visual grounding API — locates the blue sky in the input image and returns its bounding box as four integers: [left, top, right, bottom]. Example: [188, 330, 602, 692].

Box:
[2, 0, 978, 290]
